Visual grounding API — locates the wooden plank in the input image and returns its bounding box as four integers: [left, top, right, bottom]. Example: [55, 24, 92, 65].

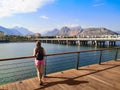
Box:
[29, 77, 42, 89]
[15, 82, 22, 90]
[0, 85, 3, 89]
[45, 72, 72, 90]
[55, 70, 81, 90]
[85, 66, 120, 90]
[22, 79, 33, 90]
[85, 75, 118, 90]
[17, 81, 27, 90]
[45, 74, 66, 90]
[1, 84, 8, 90]
[10, 83, 17, 90]
[7, 83, 13, 90]
[93, 69, 120, 84]
[24, 79, 35, 90]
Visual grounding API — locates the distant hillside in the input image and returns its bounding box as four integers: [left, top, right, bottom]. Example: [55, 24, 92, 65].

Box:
[0, 26, 34, 36]
[43, 26, 118, 37]
[116, 31, 120, 34]
[79, 28, 118, 37]
[13, 26, 34, 36]
[44, 28, 59, 36]
[0, 26, 14, 35]
[57, 26, 70, 36]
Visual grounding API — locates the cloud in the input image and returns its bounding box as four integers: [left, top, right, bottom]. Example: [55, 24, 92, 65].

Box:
[94, 0, 104, 2]
[93, 0, 105, 7]
[93, 3, 105, 7]
[94, 0, 102, 1]
[57, 23, 80, 29]
[0, 0, 55, 18]
[40, 15, 49, 19]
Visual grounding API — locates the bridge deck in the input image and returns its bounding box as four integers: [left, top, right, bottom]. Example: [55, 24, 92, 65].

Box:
[0, 60, 120, 90]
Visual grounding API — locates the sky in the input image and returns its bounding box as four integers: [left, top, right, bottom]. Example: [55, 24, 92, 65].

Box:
[0, 0, 120, 34]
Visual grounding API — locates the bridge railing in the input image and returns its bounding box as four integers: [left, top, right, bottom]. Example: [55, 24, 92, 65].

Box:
[36, 37, 120, 41]
[0, 47, 120, 85]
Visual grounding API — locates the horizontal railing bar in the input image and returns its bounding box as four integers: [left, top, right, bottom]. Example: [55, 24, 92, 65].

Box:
[37, 37, 120, 41]
[44, 47, 118, 56]
[0, 47, 119, 61]
[0, 56, 34, 61]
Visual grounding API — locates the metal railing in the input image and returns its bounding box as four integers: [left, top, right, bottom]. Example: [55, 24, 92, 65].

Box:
[36, 37, 120, 41]
[0, 47, 120, 85]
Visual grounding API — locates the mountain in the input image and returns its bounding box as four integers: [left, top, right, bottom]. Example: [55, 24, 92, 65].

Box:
[79, 28, 118, 37]
[0, 26, 14, 35]
[44, 28, 59, 36]
[69, 26, 83, 36]
[0, 26, 34, 36]
[115, 31, 120, 34]
[43, 26, 118, 37]
[13, 26, 34, 36]
[57, 26, 70, 36]
[9, 28, 23, 36]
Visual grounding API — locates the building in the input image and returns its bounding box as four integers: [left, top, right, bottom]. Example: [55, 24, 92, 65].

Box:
[0, 31, 4, 37]
[26, 33, 41, 39]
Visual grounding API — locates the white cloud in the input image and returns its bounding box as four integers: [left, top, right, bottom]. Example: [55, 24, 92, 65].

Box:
[93, 3, 105, 7]
[94, 0, 104, 2]
[40, 15, 49, 19]
[62, 23, 80, 27]
[56, 23, 81, 29]
[0, 0, 55, 18]
[94, 0, 102, 1]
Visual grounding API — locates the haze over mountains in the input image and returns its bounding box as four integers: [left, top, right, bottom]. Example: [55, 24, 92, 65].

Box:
[0, 26, 34, 36]
[0, 25, 119, 36]
[43, 26, 119, 37]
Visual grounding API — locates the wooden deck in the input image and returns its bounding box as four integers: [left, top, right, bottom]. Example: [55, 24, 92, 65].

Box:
[0, 60, 120, 90]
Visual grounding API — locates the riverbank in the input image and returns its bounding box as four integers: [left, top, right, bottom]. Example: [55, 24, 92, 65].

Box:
[0, 40, 9, 43]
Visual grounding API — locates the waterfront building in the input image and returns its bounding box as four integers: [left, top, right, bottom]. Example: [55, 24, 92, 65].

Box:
[0, 31, 4, 37]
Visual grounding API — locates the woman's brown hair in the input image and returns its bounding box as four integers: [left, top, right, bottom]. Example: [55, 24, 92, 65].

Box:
[36, 41, 41, 48]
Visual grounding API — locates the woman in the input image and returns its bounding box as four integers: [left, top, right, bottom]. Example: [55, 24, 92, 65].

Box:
[33, 41, 46, 85]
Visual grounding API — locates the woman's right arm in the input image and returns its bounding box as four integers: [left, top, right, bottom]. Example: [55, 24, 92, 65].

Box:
[33, 48, 37, 57]
[43, 48, 46, 56]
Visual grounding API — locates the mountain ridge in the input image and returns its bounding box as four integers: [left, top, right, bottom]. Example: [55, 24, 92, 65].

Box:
[0, 26, 34, 36]
[43, 26, 119, 37]
[0, 25, 119, 37]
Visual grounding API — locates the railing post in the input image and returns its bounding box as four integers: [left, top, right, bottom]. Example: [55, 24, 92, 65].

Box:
[76, 52, 80, 70]
[44, 56, 47, 76]
[98, 50, 102, 64]
[115, 48, 118, 61]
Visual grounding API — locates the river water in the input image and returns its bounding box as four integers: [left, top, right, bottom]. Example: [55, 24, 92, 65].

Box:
[0, 42, 100, 58]
[0, 42, 120, 84]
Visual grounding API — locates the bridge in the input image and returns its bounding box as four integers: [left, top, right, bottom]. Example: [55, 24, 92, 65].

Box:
[36, 37, 120, 46]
